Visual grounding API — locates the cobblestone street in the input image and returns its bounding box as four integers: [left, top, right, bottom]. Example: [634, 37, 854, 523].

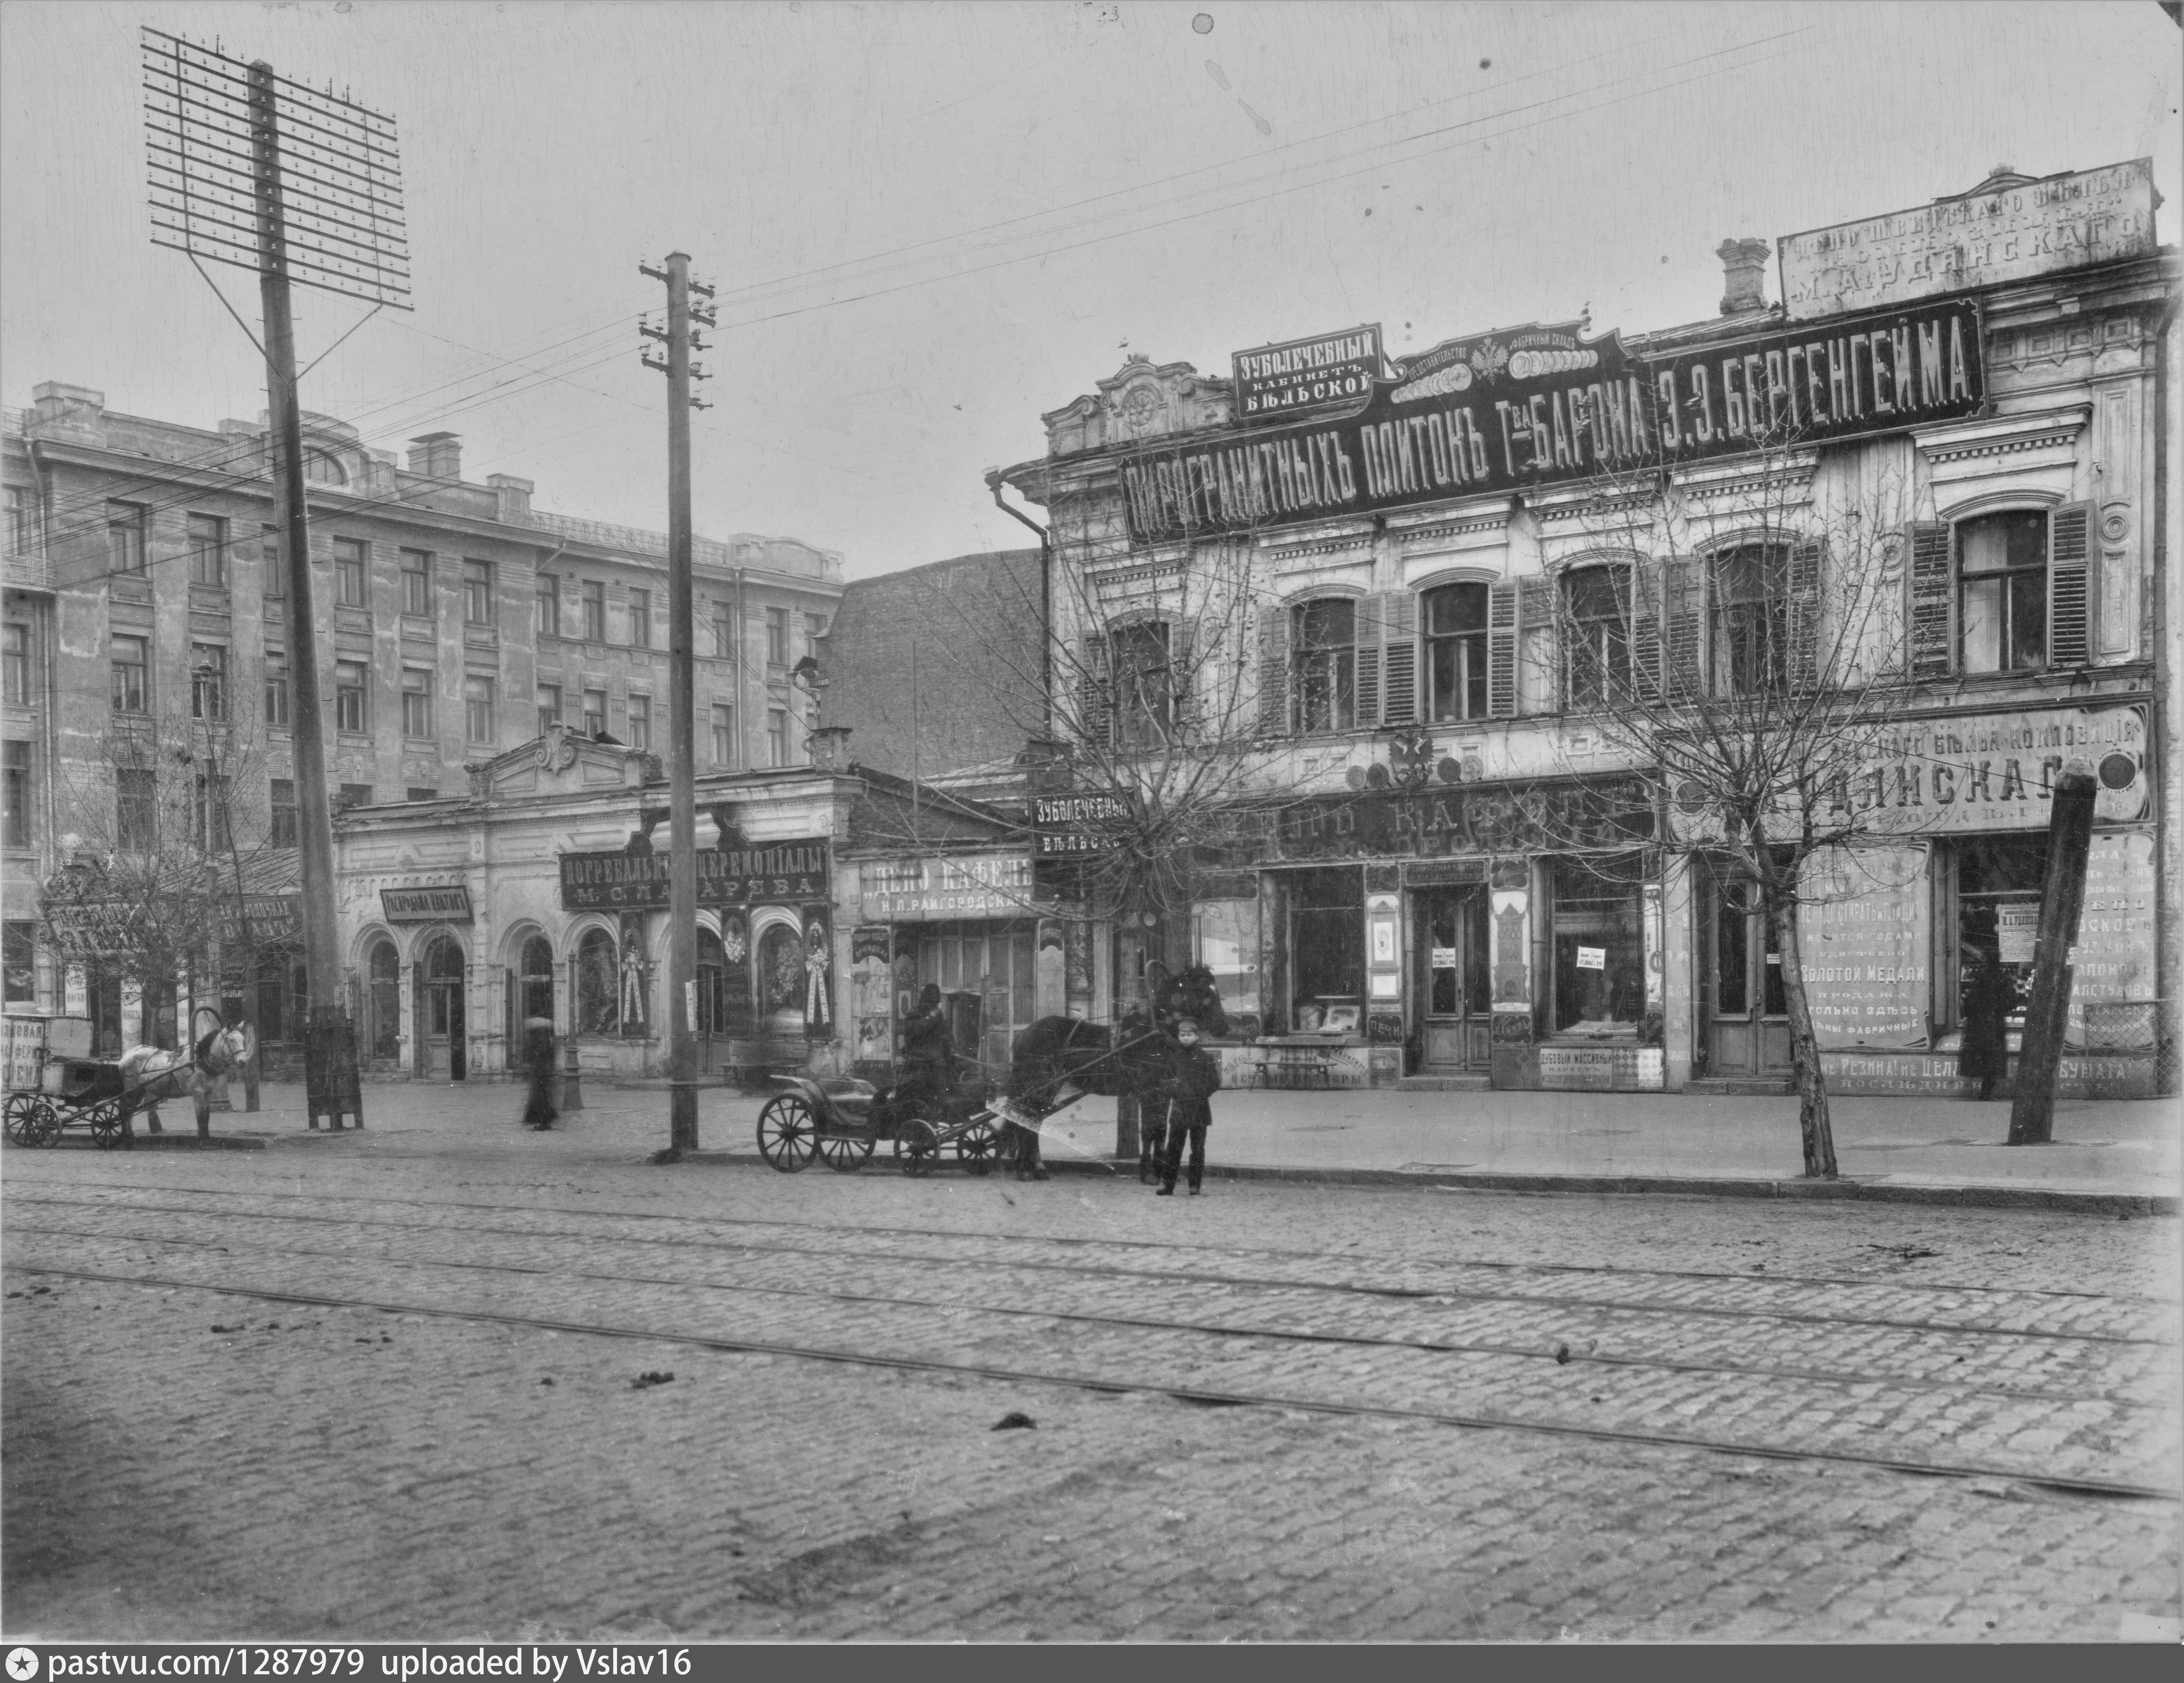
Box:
[4, 1121, 2177, 1643]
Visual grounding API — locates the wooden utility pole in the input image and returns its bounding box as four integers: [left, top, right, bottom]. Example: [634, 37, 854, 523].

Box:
[642, 253, 714, 1156]
[2008, 770, 2098, 1145]
[249, 60, 358, 1129]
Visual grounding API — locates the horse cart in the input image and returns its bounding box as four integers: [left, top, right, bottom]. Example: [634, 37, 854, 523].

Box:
[4, 1017, 136, 1150]
[754, 1071, 1006, 1177]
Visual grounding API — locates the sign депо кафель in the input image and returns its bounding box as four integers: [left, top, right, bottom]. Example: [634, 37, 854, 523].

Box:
[1231, 324, 1383, 423]
[1122, 300, 1983, 545]
[859, 852, 1038, 922]
[1778, 159, 2157, 323]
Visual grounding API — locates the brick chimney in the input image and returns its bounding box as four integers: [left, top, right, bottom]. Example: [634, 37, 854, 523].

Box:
[1716, 238, 1771, 315]
[406, 432, 462, 479]
[486, 473, 533, 523]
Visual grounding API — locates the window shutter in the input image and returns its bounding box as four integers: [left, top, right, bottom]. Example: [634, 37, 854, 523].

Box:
[1487, 581, 1520, 718]
[1256, 603, 1290, 736]
[2048, 502, 2091, 669]
[1787, 538, 1823, 691]
[1354, 593, 1384, 726]
[1520, 577, 1556, 713]
[1666, 558, 1704, 697]
[1077, 635, 1113, 748]
[1907, 521, 1953, 681]
[1381, 591, 1419, 726]
[1631, 559, 1664, 701]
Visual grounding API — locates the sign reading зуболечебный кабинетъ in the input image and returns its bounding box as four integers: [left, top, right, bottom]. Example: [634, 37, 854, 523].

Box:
[1121, 298, 1983, 545]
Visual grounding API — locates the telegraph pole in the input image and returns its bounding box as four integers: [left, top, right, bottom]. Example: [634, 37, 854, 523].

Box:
[641, 254, 714, 1155]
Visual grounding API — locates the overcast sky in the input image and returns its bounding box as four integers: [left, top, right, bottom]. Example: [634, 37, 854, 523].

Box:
[3, 2, 2176, 580]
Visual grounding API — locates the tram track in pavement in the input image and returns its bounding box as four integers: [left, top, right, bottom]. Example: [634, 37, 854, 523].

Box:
[6, 1177, 2176, 1503]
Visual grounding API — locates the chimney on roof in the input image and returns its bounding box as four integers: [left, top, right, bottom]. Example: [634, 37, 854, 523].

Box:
[1716, 237, 1771, 316]
[486, 473, 533, 523]
[407, 432, 462, 479]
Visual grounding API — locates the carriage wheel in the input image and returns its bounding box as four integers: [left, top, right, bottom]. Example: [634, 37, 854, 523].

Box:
[89, 1103, 129, 1151]
[756, 1094, 819, 1173]
[954, 1118, 1000, 1176]
[4, 1092, 39, 1145]
[814, 1126, 873, 1173]
[894, 1118, 940, 1177]
[24, 1099, 63, 1148]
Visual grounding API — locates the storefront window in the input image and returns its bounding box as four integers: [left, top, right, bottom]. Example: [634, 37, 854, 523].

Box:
[1551, 857, 1645, 1031]
[1286, 867, 1362, 1031]
[1953, 836, 2046, 1027]
[1195, 899, 1262, 1034]
[366, 940, 399, 1057]
[912, 921, 1038, 1074]
[577, 926, 619, 1033]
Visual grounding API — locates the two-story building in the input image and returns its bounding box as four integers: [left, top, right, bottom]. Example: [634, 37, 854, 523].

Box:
[996, 163, 2176, 1101]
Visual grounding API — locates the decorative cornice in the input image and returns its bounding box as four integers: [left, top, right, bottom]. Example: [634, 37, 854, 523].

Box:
[1269, 537, 1372, 564]
[1396, 513, 1513, 543]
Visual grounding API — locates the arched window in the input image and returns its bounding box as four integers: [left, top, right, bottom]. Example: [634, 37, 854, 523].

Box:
[1110, 620, 1173, 747]
[1291, 599, 1355, 733]
[1711, 545, 1790, 696]
[366, 940, 399, 1057]
[1423, 583, 1490, 722]
[1563, 564, 1630, 708]
[303, 450, 346, 486]
[517, 935, 554, 1024]
[576, 927, 619, 1033]
[696, 925, 727, 1037]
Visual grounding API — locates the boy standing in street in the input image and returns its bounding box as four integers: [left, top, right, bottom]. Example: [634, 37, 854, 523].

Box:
[1155, 1017, 1222, 1196]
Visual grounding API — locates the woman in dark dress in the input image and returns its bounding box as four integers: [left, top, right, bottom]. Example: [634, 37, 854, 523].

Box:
[520, 1017, 558, 1130]
[1958, 923, 2013, 1102]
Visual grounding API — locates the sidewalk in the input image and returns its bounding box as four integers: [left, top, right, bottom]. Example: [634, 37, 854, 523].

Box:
[65, 1076, 2180, 1214]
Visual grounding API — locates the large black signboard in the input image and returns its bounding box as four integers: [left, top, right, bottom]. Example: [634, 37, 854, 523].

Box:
[559, 838, 830, 912]
[1122, 300, 1984, 545]
[1231, 323, 1383, 422]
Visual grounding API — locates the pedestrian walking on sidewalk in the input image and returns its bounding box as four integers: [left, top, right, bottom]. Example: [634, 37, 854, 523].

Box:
[1960, 933, 2014, 1102]
[1155, 1018, 1222, 1196]
[520, 1017, 558, 1130]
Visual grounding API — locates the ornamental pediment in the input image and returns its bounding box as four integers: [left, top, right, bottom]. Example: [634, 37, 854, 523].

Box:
[469, 724, 659, 801]
[1042, 355, 1232, 457]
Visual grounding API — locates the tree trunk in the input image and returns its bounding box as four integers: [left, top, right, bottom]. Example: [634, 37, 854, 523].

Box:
[1771, 902, 1838, 1178]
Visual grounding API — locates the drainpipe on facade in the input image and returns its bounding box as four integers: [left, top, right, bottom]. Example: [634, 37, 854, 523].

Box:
[2155, 296, 2179, 1096]
[989, 472, 1052, 738]
[26, 440, 63, 1012]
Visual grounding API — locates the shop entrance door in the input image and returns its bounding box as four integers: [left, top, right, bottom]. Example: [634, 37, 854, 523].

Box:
[1698, 860, 1792, 1079]
[420, 936, 466, 1081]
[1413, 888, 1490, 1072]
[695, 926, 727, 1074]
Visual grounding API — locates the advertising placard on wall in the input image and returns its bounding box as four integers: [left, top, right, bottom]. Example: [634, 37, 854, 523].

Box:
[559, 839, 830, 911]
[1122, 300, 1983, 545]
[859, 853, 1038, 922]
[1779, 159, 2157, 323]
[380, 885, 474, 925]
[1797, 844, 1931, 1049]
[1232, 324, 1383, 422]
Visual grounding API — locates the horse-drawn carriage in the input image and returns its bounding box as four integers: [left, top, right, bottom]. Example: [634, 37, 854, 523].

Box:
[2, 1010, 255, 1148]
[754, 1071, 1007, 1176]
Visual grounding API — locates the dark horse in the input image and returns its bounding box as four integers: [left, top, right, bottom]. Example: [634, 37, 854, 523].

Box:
[1005, 962, 1229, 1176]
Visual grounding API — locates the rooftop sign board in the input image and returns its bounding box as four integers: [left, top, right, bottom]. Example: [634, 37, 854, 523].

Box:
[1231, 324, 1383, 423]
[1122, 300, 1983, 546]
[1779, 159, 2157, 322]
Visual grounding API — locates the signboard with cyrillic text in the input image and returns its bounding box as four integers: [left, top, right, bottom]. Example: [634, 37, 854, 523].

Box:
[380, 885, 473, 924]
[558, 839, 830, 912]
[1232, 324, 1383, 423]
[1121, 300, 1983, 545]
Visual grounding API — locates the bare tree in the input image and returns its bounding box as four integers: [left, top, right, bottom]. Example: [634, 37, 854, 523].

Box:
[1537, 435, 1923, 1177]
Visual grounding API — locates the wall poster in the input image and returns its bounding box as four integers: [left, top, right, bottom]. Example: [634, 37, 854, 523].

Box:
[1797, 844, 1931, 1049]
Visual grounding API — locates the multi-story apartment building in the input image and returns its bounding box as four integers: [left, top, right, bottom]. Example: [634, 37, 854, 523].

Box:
[996, 162, 2177, 1101]
[2, 383, 841, 1062]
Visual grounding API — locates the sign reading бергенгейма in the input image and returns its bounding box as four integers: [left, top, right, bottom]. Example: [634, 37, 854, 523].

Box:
[1778, 160, 2157, 322]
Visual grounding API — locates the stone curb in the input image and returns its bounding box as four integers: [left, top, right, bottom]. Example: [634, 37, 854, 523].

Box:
[9, 1133, 270, 1152]
[668, 1148, 2176, 1217]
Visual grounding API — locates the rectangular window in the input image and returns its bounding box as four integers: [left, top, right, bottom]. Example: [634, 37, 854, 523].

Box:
[1565, 565, 1631, 708]
[110, 635, 148, 714]
[190, 643, 227, 720]
[1550, 856, 1645, 1031]
[1292, 599, 1356, 734]
[107, 503, 146, 574]
[1425, 583, 1490, 722]
[806, 612, 829, 652]
[194, 772, 232, 852]
[117, 767, 156, 850]
[335, 661, 369, 734]
[401, 668, 434, 738]
[536, 572, 560, 637]
[4, 486, 28, 555]
[628, 588, 652, 649]
[406, 786, 438, 803]
[263, 655, 289, 728]
[712, 601, 735, 659]
[270, 778, 298, 847]
[463, 559, 492, 626]
[626, 693, 650, 751]
[1712, 547, 1789, 697]
[400, 549, 433, 617]
[1958, 510, 2048, 674]
[2, 920, 34, 1004]
[334, 537, 368, 608]
[537, 683, 561, 735]
[766, 606, 789, 665]
[260, 526, 284, 597]
[2, 739, 29, 849]
[581, 580, 606, 642]
[1112, 621, 1172, 748]
[464, 675, 495, 745]
[1286, 866, 1363, 1030]
[2, 622, 27, 705]
[582, 687, 607, 737]
[336, 782, 374, 812]
[187, 514, 226, 586]
[712, 703, 735, 766]
[767, 706, 789, 767]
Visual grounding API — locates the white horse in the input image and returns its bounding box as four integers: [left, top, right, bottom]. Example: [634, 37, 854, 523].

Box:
[116, 1010, 257, 1139]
